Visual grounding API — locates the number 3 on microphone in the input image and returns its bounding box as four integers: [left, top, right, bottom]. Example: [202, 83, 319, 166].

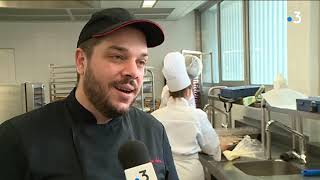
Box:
[125, 163, 157, 180]
[139, 170, 149, 180]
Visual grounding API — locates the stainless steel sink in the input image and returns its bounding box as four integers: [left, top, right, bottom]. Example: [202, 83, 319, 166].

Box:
[233, 160, 301, 176]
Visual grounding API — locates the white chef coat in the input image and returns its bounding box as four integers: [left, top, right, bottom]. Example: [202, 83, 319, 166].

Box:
[159, 85, 196, 108]
[152, 97, 221, 180]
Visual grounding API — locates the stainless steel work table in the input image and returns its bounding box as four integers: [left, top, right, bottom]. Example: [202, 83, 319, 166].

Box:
[199, 144, 320, 180]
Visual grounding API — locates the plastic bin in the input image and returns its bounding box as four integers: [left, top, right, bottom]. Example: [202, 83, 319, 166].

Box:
[296, 97, 320, 113]
[220, 86, 260, 99]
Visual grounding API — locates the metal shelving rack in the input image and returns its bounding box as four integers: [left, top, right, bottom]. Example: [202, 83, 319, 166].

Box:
[134, 66, 155, 112]
[49, 64, 77, 102]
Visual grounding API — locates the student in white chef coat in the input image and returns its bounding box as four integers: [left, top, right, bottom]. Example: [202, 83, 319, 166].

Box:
[159, 54, 199, 109]
[152, 52, 221, 180]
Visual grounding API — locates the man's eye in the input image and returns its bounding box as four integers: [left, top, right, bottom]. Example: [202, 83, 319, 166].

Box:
[110, 55, 124, 61]
[138, 60, 146, 66]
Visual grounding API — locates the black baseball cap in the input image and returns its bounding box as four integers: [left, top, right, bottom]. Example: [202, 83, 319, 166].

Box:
[77, 8, 164, 48]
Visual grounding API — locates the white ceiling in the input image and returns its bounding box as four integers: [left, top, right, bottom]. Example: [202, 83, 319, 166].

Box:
[0, 0, 208, 21]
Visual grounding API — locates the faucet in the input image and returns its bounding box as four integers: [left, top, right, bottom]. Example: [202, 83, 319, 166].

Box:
[204, 86, 231, 128]
[203, 103, 229, 128]
[265, 120, 307, 164]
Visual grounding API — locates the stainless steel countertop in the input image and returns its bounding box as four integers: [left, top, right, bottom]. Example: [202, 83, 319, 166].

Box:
[199, 144, 320, 180]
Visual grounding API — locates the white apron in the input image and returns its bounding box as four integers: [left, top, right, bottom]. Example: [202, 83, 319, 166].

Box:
[173, 154, 204, 180]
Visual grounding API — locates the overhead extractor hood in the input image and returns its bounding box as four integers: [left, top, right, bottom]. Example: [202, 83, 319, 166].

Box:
[0, 0, 100, 9]
[0, 0, 206, 21]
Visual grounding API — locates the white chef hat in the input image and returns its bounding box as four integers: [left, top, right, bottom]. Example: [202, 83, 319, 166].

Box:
[162, 52, 191, 92]
[185, 54, 203, 79]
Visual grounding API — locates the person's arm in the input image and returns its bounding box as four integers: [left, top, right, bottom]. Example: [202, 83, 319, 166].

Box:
[196, 110, 221, 161]
[0, 120, 29, 180]
[162, 129, 179, 180]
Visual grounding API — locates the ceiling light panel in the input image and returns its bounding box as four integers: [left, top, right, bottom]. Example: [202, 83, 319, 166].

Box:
[142, 0, 157, 8]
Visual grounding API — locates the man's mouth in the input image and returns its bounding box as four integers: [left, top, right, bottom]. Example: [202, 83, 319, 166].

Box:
[115, 86, 135, 94]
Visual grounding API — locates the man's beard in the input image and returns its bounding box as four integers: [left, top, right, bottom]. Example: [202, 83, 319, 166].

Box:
[83, 64, 138, 119]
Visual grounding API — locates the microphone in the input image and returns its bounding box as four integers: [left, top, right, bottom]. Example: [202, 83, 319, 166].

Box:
[118, 140, 158, 180]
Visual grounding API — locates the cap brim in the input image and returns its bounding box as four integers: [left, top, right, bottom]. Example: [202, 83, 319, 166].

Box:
[93, 20, 164, 48]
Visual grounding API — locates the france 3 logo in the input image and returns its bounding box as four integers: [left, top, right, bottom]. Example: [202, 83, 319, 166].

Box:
[287, 11, 301, 24]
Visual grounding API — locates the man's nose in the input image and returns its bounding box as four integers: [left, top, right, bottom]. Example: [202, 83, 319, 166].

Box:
[123, 59, 139, 78]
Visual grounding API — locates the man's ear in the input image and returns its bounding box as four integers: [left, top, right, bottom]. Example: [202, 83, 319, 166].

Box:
[75, 48, 88, 76]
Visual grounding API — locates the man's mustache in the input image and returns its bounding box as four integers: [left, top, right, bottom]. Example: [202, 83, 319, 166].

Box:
[114, 77, 138, 89]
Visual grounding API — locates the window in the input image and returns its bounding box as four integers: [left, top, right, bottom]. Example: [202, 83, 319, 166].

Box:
[201, 5, 219, 83]
[220, 0, 244, 81]
[249, 0, 287, 85]
[200, 0, 287, 85]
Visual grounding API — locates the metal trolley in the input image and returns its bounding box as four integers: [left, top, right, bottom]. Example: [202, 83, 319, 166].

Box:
[134, 66, 156, 112]
[49, 64, 77, 102]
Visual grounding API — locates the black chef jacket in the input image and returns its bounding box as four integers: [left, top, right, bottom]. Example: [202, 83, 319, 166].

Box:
[0, 89, 179, 180]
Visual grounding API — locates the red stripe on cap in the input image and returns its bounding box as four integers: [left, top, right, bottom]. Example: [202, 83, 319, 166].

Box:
[92, 19, 163, 38]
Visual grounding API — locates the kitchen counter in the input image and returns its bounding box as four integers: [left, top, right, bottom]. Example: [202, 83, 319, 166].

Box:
[199, 144, 320, 180]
